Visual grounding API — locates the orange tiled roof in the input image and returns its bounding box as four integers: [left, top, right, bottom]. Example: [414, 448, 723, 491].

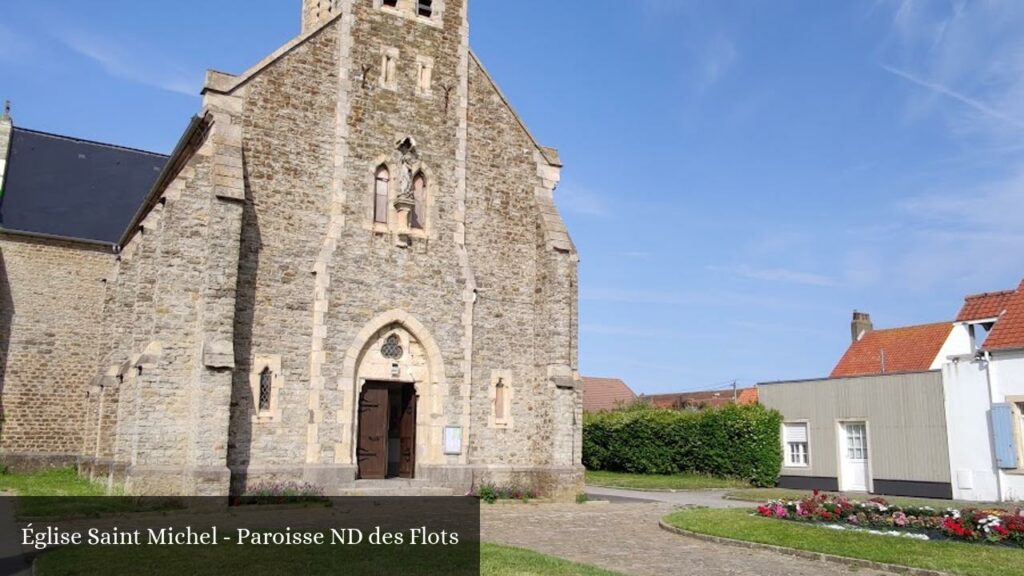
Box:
[644, 387, 758, 409]
[582, 377, 637, 412]
[830, 322, 953, 378]
[984, 280, 1024, 352]
[737, 387, 759, 405]
[957, 290, 1016, 322]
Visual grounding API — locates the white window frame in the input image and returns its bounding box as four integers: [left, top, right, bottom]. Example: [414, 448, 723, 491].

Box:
[783, 421, 810, 468]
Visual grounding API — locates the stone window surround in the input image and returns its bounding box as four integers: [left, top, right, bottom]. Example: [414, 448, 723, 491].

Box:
[380, 46, 400, 91]
[375, 0, 445, 29]
[488, 370, 514, 430]
[415, 55, 434, 97]
[250, 355, 283, 423]
[366, 156, 434, 239]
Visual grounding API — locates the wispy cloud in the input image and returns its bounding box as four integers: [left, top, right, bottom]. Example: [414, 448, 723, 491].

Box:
[615, 251, 655, 261]
[0, 22, 33, 63]
[866, 0, 1024, 292]
[712, 265, 839, 288]
[881, 64, 1024, 129]
[581, 324, 665, 338]
[556, 184, 610, 217]
[698, 35, 738, 92]
[54, 28, 199, 97]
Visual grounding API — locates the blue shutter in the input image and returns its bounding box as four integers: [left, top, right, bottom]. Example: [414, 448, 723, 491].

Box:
[991, 404, 1018, 470]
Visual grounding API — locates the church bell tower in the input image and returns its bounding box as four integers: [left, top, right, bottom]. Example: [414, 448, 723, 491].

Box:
[302, 0, 339, 33]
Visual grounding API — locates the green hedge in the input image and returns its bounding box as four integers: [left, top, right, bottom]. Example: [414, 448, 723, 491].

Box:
[582, 404, 783, 487]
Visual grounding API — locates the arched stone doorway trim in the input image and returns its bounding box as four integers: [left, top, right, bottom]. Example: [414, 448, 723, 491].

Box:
[339, 310, 449, 473]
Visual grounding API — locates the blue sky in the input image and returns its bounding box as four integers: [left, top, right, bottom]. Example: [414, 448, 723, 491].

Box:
[2, 1, 1022, 394]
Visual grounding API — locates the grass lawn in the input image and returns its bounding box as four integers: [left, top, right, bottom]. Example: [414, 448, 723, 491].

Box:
[724, 487, 1013, 511]
[585, 470, 750, 491]
[0, 468, 108, 497]
[481, 544, 624, 576]
[664, 508, 1024, 576]
[0, 468, 185, 519]
[35, 543, 621, 576]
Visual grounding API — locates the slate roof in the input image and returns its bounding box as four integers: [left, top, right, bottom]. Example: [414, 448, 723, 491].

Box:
[643, 387, 758, 410]
[982, 280, 1024, 352]
[582, 377, 637, 412]
[957, 290, 1017, 323]
[830, 322, 953, 378]
[0, 127, 167, 244]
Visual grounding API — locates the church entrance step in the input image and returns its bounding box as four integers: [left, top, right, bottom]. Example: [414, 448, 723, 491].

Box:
[333, 479, 455, 497]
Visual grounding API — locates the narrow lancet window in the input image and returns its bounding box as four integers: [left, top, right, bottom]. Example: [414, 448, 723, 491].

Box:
[411, 172, 426, 229]
[258, 367, 272, 412]
[374, 165, 390, 224]
[494, 379, 507, 421]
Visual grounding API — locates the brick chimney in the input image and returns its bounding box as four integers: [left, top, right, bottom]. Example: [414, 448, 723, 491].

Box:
[851, 311, 873, 342]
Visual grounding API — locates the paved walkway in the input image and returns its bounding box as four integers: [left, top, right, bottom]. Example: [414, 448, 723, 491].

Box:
[482, 501, 883, 576]
[584, 486, 750, 508]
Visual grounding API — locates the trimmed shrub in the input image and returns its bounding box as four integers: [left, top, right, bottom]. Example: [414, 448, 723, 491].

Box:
[583, 403, 783, 487]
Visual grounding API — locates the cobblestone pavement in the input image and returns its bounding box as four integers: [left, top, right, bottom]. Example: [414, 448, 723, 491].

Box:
[584, 486, 751, 508]
[481, 502, 882, 576]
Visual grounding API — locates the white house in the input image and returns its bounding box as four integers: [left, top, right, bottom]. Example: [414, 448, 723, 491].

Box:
[761, 280, 1024, 502]
[941, 281, 1024, 502]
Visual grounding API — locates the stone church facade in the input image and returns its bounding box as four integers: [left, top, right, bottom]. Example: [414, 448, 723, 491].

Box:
[0, 0, 582, 497]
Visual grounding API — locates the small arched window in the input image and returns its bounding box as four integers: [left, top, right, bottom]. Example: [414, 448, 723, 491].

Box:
[411, 172, 426, 230]
[374, 165, 390, 224]
[258, 367, 272, 412]
[417, 0, 433, 18]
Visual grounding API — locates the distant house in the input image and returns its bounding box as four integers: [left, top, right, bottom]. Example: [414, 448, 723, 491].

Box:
[761, 282, 1024, 502]
[830, 316, 964, 378]
[582, 377, 637, 413]
[643, 387, 758, 410]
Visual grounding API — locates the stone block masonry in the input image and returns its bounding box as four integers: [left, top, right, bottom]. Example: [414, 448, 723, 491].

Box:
[5, 0, 582, 499]
[0, 234, 113, 471]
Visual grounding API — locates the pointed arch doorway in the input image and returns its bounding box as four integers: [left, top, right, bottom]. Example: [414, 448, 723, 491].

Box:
[357, 381, 417, 480]
[341, 310, 453, 482]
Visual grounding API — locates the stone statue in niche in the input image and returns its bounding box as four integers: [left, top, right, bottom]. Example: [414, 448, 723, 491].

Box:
[394, 138, 418, 232]
[396, 137, 418, 200]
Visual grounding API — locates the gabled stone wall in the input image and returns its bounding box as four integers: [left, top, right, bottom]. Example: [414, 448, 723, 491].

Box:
[8, 0, 581, 498]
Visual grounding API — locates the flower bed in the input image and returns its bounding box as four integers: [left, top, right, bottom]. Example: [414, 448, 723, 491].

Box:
[236, 481, 327, 505]
[473, 482, 538, 504]
[756, 491, 1024, 547]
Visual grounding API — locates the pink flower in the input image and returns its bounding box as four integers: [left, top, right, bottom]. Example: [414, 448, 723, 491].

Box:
[774, 504, 788, 518]
[893, 512, 908, 527]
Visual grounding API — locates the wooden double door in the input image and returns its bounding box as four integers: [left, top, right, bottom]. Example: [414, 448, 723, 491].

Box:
[357, 382, 417, 480]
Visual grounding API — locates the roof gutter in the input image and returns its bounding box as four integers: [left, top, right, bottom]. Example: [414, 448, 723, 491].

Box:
[118, 113, 211, 248]
[0, 227, 117, 251]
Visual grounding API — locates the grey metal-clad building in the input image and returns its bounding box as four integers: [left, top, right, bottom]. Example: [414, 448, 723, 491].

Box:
[759, 371, 953, 499]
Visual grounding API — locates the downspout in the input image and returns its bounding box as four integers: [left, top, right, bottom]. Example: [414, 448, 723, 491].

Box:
[983, 350, 1004, 501]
